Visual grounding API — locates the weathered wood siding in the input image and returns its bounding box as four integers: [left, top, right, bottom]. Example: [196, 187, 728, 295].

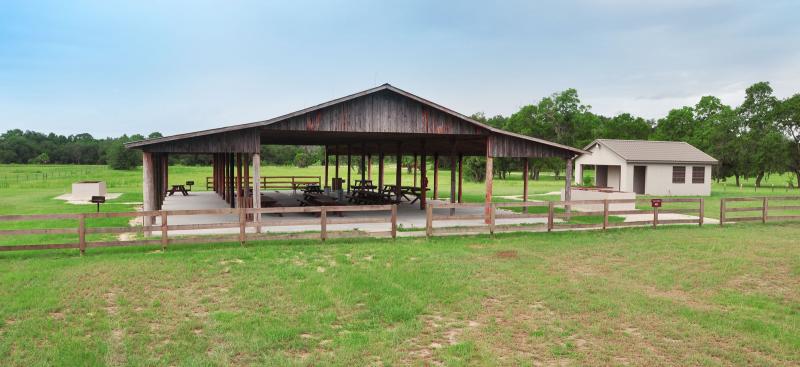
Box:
[266, 90, 483, 136]
[490, 135, 573, 159]
[142, 129, 260, 153]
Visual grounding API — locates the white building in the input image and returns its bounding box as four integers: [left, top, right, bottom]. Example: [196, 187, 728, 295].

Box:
[575, 139, 718, 196]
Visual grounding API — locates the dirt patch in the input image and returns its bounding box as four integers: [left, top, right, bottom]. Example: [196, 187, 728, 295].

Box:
[495, 250, 518, 259]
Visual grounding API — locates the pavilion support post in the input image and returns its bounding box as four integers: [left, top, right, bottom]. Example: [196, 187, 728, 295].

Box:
[565, 157, 574, 215]
[163, 154, 169, 198]
[335, 153, 339, 183]
[458, 154, 463, 203]
[450, 153, 457, 216]
[420, 145, 427, 210]
[236, 153, 243, 208]
[142, 152, 156, 232]
[395, 143, 402, 203]
[378, 152, 385, 191]
[484, 139, 494, 224]
[252, 153, 261, 233]
[221, 154, 226, 200]
[244, 154, 250, 209]
[324, 146, 329, 188]
[433, 154, 439, 200]
[367, 155, 372, 181]
[360, 145, 366, 184]
[347, 145, 352, 193]
[523, 158, 529, 214]
[413, 154, 418, 187]
[228, 153, 235, 208]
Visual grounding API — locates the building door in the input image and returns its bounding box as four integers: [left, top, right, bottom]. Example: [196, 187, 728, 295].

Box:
[633, 166, 646, 194]
[596, 165, 608, 187]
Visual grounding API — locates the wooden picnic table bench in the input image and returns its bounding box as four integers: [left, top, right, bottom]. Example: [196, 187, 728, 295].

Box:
[167, 184, 189, 196]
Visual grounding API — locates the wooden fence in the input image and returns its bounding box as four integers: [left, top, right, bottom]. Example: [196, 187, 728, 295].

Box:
[719, 196, 800, 225]
[425, 198, 705, 236]
[0, 205, 396, 254]
[2, 196, 799, 255]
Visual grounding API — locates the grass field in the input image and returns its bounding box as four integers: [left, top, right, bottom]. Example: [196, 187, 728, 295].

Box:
[1, 164, 799, 366]
[1, 223, 798, 366]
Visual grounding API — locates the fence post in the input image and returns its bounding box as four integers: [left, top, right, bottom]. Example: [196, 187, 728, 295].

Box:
[425, 205, 433, 237]
[391, 204, 398, 239]
[762, 197, 768, 224]
[320, 208, 327, 242]
[78, 214, 86, 256]
[238, 208, 246, 246]
[161, 211, 168, 251]
[602, 199, 609, 231]
[547, 201, 554, 232]
[489, 203, 496, 235]
[653, 206, 659, 228]
[698, 198, 704, 226]
[719, 199, 726, 226]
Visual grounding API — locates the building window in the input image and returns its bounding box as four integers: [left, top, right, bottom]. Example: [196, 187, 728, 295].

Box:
[672, 166, 686, 184]
[692, 166, 705, 184]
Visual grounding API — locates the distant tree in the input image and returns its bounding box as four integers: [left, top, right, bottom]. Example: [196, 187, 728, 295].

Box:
[28, 152, 50, 164]
[594, 113, 652, 141]
[107, 140, 140, 170]
[777, 94, 800, 187]
[737, 82, 787, 187]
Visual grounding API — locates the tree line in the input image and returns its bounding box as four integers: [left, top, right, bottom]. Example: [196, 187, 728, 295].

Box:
[1, 81, 797, 187]
[467, 81, 799, 187]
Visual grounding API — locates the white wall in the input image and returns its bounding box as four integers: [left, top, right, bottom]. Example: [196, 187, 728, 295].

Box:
[639, 164, 712, 196]
[575, 144, 627, 189]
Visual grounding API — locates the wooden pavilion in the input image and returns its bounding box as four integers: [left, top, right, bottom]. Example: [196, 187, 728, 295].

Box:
[125, 84, 585, 225]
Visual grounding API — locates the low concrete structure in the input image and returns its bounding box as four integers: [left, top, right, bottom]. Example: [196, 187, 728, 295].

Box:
[575, 139, 717, 196]
[560, 187, 636, 211]
[70, 181, 107, 201]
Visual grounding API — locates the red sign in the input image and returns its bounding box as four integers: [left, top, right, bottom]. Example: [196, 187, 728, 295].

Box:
[651, 199, 662, 208]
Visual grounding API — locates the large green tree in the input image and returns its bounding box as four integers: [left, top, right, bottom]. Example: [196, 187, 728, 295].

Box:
[777, 94, 800, 187]
[737, 82, 788, 187]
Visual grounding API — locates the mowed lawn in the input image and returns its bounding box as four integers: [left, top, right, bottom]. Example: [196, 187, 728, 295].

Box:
[0, 223, 798, 366]
[1, 164, 800, 366]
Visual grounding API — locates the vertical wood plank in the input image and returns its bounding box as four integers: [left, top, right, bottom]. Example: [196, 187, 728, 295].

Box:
[78, 214, 86, 255]
[762, 197, 768, 223]
[420, 146, 427, 210]
[324, 147, 329, 188]
[489, 203, 496, 235]
[347, 145, 352, 193]
[653, 207, 659, 228]
[161, 211, 168, 250]
[719, 199, 726, 226]
[425, 205, 433, 237]
[698, 198, 704, 226]
[142, 152, 156, 235]
[391, 204, 398, 239]
[450, 153, 457, 216]
[547, 201, 554, 232]
[603, 199, 609, 231]
[320, 208, 327, 241]
[238, 207, 246, 246]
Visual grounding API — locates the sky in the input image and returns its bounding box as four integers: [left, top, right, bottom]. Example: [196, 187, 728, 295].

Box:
[1, 0, 799, 138]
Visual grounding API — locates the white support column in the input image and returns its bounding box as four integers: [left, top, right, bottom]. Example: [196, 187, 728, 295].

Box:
[142, 152, 156, 235]
[565, 157, 574, 214]
[252, 153, 261, 233]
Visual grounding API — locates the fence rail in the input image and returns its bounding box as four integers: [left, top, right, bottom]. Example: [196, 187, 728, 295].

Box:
[719, 196, 800, 226]
[206, 176, 321, 191]
[425, 197, 705, 236]
[1, 196, 798, 255]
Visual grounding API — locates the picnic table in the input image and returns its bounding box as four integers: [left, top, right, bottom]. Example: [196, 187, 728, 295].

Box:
[303, 184, 323, 194]
[299, 193, 344, 216]
[382, 184, 423, 203]
[168, 184, 189, 196]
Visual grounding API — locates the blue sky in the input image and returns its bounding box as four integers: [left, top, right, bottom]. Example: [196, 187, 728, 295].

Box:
[1, 0, 798, 137]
